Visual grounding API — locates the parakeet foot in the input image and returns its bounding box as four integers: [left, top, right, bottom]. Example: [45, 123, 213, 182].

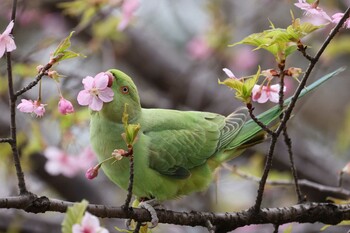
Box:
[138, 199, 160, 228]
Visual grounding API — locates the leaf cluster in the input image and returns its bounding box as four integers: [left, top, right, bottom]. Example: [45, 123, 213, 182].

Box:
[231, 16, 323, 63]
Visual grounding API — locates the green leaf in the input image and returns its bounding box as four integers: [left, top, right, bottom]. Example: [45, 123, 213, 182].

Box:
[219, 67, 260, 104]
[125, 123, 141, 145]
[61, 200, 89, 233]
[51, 32, 85, 63]
[122, 103, 141, 145]
[53, 31, 75, 57]
[230, 17, 324, 62]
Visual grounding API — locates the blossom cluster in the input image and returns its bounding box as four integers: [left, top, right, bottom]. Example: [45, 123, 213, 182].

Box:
[44, 146, 96, 178]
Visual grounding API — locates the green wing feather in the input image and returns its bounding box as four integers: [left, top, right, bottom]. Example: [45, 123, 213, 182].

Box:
[142, 108, 248, 179]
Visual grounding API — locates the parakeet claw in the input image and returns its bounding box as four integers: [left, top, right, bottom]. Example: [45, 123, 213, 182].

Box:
[138, 199, 160, 228]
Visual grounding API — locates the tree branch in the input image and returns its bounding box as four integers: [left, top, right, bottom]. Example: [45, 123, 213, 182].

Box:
[1, 195, 350, 232]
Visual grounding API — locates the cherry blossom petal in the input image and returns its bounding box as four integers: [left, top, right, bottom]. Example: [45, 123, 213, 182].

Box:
[6, 38, 16, 51]
[33, 104, 45, 117]
[94, 73, 109, 89]
[82, 76, 95, 90]
[257, 90, 269, 103]
[77, 90, 93, 106]
[98, 88, 114, 102]
[3, 20, 14, 36]
[0, 43, 6, 59]
[82, 212, 100, 228]
[252, 85, 262, 102]
[222, 68, 236, 79]
[17, 99, 35, 113]
[72, 224, 83, 233]
[90, 96, 103, 111]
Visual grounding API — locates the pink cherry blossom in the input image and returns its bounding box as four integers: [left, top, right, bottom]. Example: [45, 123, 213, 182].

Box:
[58, 97, 74, 115]
[222, 68, 237, 79]
[44, 146, 97, 178]
[294, 0, 331, 21]
[332, 13, 350, 29]
[17, 99, 46, 117]
[77, 72, 114, 111]
[118, 0, 140, 31]
[72, 212, 109, 233]
[252, 84, 286, 103]
[77, 147, 97, 171]
[186, 36, 212, 60]
[44, 147, 80, 177]
[0, 20, 16, 58]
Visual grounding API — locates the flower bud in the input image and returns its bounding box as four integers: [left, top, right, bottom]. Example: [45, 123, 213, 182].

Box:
[85, 166, 99, 180]
[58, 97, 74, 115]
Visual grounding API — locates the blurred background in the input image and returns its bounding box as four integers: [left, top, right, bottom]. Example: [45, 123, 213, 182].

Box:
[0, 0, 350, 232]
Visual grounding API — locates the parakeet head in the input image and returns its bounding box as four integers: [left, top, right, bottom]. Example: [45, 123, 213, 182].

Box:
[99, 69, 141, 123]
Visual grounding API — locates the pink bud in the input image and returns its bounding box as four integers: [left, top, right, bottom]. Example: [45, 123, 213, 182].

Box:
[85, 166, 99, 180]
[58, 97, 74, 115]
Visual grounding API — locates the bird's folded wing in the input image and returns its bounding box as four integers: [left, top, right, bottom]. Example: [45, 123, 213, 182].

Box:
[143, 111, 223, 179]
[143, 109, 248, 179]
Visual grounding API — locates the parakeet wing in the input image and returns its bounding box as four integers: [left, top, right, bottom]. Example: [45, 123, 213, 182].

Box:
[142, 108, 248, 179]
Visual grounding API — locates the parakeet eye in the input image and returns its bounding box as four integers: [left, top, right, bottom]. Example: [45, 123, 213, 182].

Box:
[121, 86, 129, 94]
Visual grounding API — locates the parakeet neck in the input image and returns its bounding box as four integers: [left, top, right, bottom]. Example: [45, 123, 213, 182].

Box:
[100, 100, 142, 124]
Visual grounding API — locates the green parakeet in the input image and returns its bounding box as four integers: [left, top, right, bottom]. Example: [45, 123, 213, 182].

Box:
[89, 68, 343, 201]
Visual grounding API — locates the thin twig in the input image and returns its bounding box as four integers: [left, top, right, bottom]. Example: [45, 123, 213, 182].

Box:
[225, 164, 350, 198]
[6, 0, 27, 195]
[123, 147, 135, 211]
[251, 136, 278, 213]
[297, 43, 314, 61]
[0, 138, 14, 143]
[283, 127, 304, 203]
[14, 63, 52, 97]
[247, 104, 275, 136]
[278, 63, 303, 202]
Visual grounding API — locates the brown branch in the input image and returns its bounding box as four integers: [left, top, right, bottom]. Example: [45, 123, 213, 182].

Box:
[14, 63, 52, 97]
[1, 195, 350, 232]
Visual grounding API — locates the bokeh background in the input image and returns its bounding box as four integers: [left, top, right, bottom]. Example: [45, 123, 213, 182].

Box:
[0, 0, 350, 232]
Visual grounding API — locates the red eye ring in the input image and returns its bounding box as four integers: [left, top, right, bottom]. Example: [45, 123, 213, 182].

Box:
[121, 86, 129, 94]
